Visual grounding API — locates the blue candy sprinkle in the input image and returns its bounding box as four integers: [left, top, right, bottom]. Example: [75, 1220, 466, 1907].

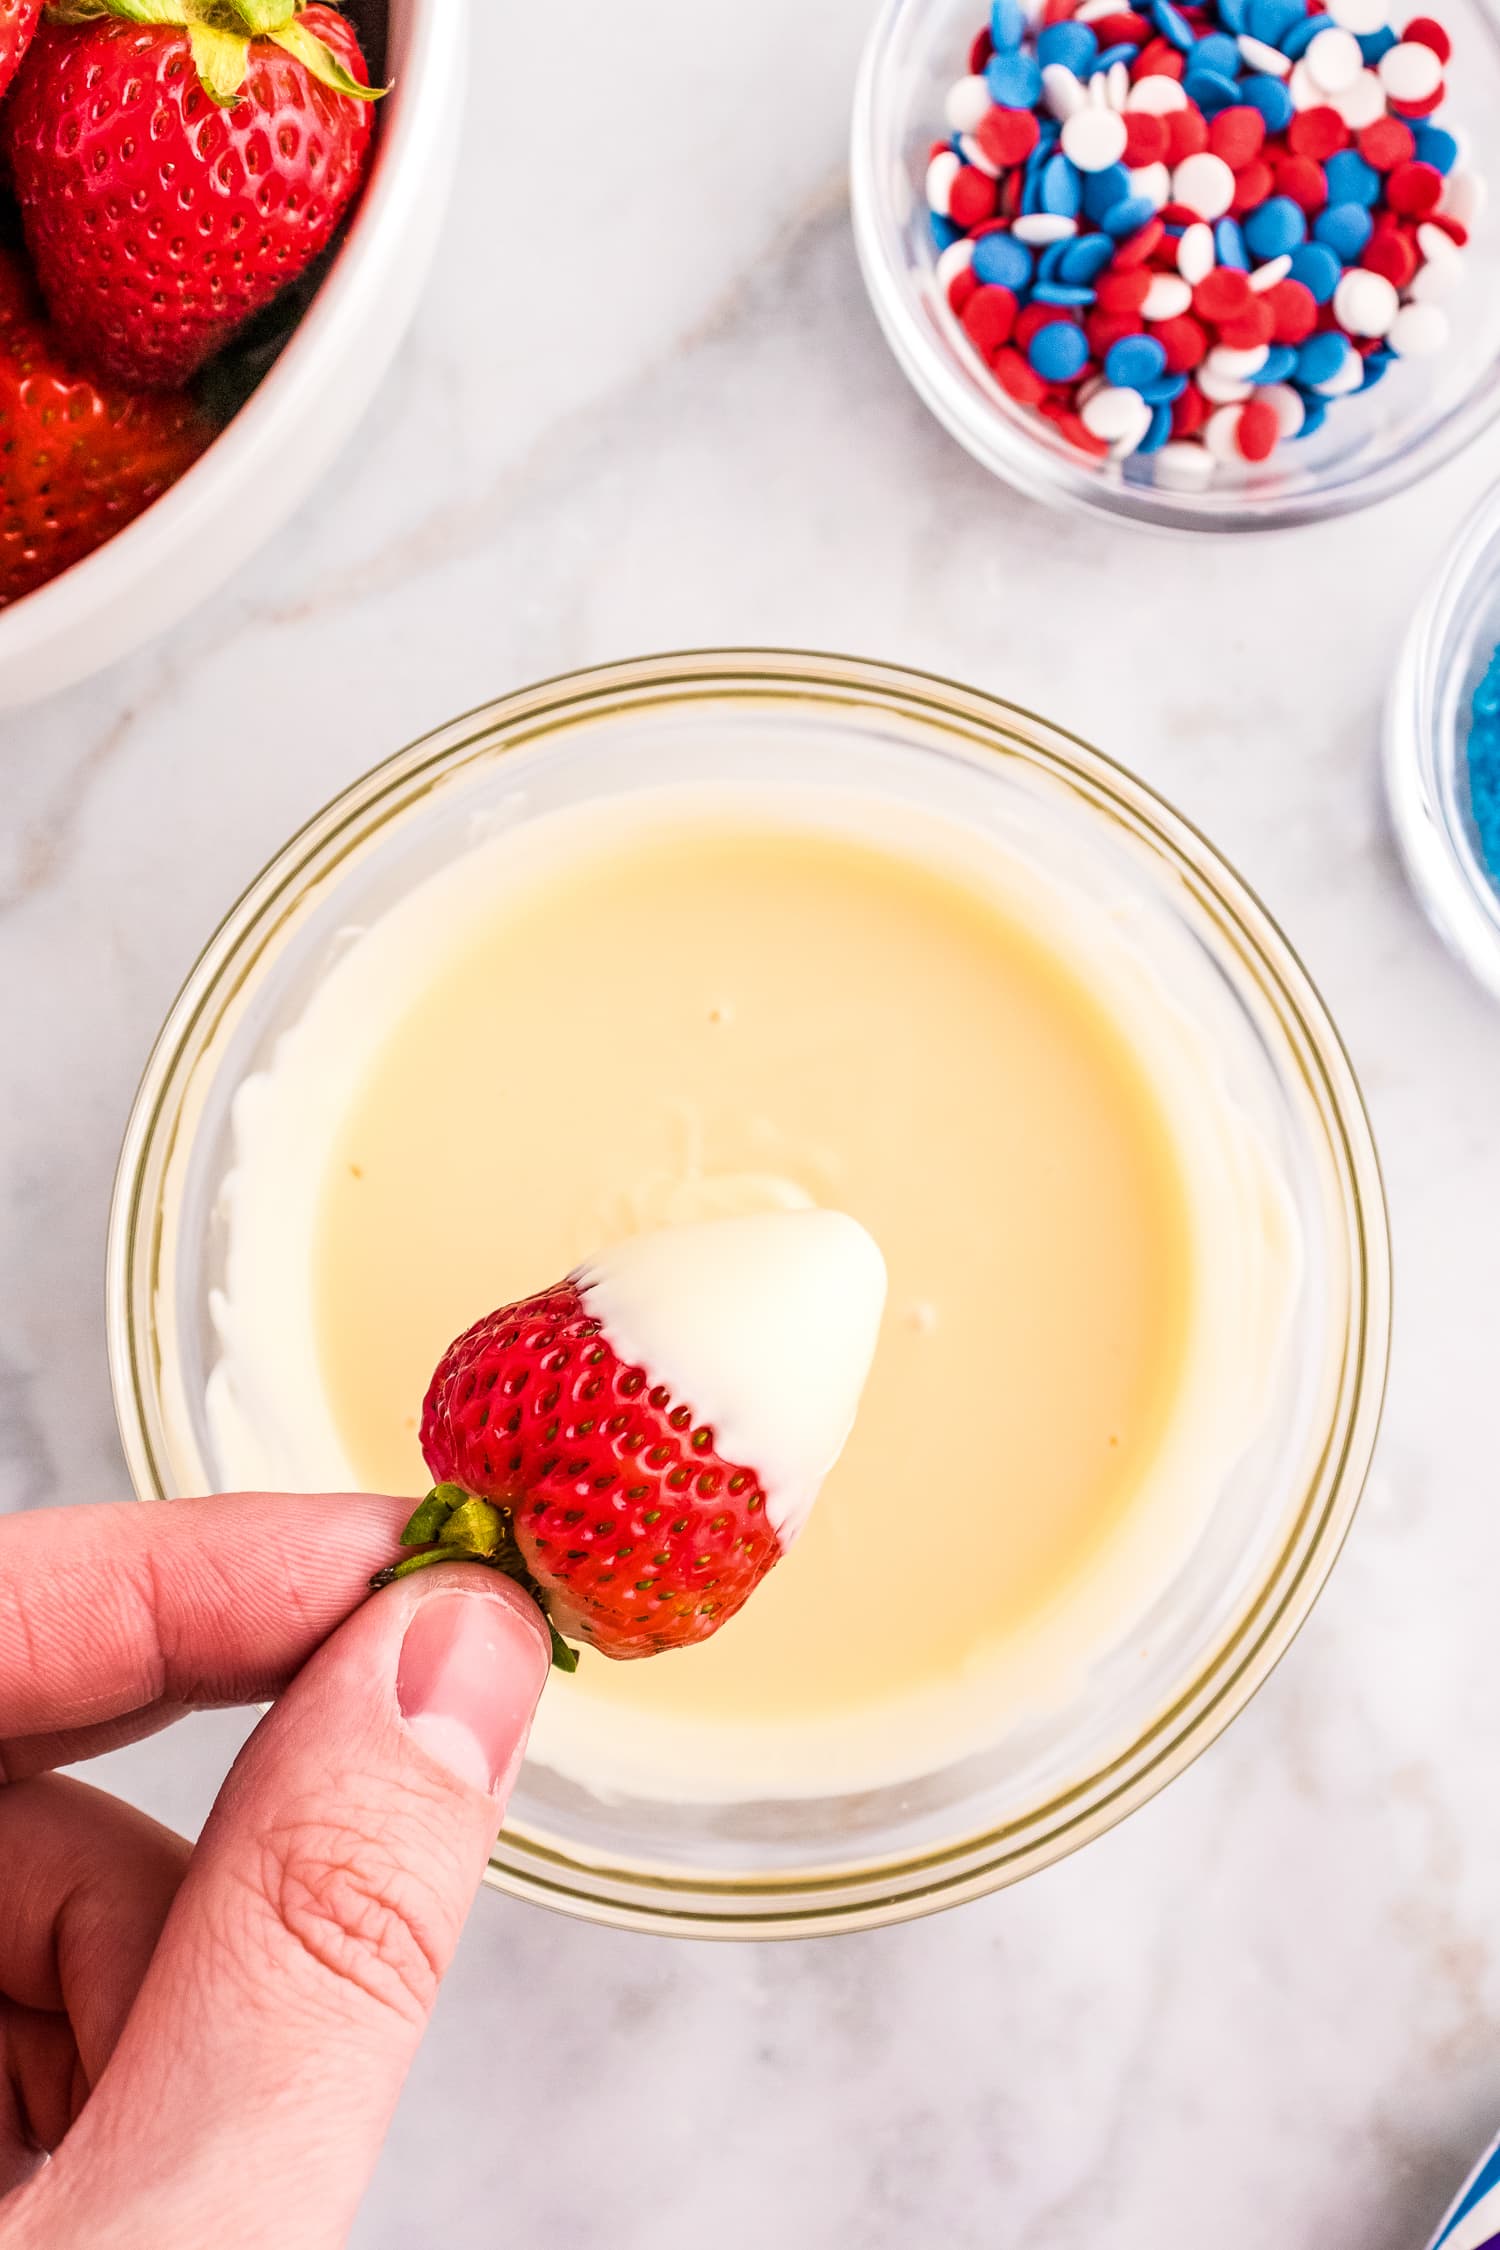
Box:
[1359, 346, 1394, 389]
[1357, 23, 1398, 60]
[1323, 149, 1381, 208]
[1297, 395, 1329, 436]
[1041, 152, 1083, 216]
[1032, 279, 1097, 305]
[1247, 0, 1303, 44]
[1153, 0, 1196, 49]
[931, 214, 963, 252]
[1105, 334, 1169, 388]
[1313, 200, 1374, 259]
[1468, 652, 1500, 883]
[1082, 162, 1132, 219]
[1243, 194, 1307, 260]
[1193, 30, 1243, 72]
[986, 49, 1043, 106]
[1094, 41, 1140, 68]
[1184, 66, 1241, 110]
[1037, 239, 1073, 279]
[991, 0, 1027, 50]
[1138, 401, 1174, 454]
[1294, 331, 1348, 387]
[1252, 344, 1299, 382]
[1102, 194, 1159, 237]
[1414, 123, 1459, 174]
[1281, 11, 1333, 58]
[1037, 19, 1098, 72]
[1027, 321, 1090, 382]
[1240, 73, 1294, 130]
[1218, 0, 1248, 28]
[1215, 217, 1250, 269]
[1288, 240, 1342, 301]
[1058, 232, 1117, 283]
[972, 232, 1034, 290]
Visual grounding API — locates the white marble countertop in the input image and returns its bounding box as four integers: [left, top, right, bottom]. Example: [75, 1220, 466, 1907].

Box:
[5, 2, 1500, 2243]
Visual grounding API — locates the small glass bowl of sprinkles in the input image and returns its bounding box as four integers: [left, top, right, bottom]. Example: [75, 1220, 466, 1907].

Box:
[1386, 479, 1500, 999]
[851, 0, 1500, 528]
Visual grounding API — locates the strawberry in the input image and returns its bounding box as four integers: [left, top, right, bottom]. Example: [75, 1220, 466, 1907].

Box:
[379, 1212, 888, 1666]
[0, 245, 211, 606]
[0, 0, 40, 102]
[4, 0, 379, 390]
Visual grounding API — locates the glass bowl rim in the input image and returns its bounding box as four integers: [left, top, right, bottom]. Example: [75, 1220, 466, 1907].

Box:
[850, 0, 1500, 535]
[105, 646, 1392, 1938]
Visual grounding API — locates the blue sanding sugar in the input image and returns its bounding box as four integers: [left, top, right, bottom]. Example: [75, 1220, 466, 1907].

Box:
[1466, 642, 1500, 882]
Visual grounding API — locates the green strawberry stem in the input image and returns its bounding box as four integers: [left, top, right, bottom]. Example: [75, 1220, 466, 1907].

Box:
[370, 1484, 580, 1673]
[44, 0, 385, 109]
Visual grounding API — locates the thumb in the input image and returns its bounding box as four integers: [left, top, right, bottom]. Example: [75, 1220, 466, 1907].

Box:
[29, 1567, 551, 2250]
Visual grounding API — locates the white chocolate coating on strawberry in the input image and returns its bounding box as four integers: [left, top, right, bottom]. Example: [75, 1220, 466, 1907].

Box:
[575, 1210, 887, 1548]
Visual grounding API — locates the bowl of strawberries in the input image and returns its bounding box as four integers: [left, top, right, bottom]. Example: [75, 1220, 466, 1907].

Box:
[0, 0, 465, 707]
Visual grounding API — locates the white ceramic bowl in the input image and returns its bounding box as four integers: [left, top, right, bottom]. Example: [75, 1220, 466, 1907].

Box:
[0, 0, 467, 710]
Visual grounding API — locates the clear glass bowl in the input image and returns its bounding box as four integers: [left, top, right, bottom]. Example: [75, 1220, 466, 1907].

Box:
[107, 651, 1390, 1937]
[1385, 475, 1500, 996]
[851, 0, 1500, 531]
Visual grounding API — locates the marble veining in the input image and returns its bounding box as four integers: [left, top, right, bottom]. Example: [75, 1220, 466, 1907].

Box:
[4, 1, 1500, 2244]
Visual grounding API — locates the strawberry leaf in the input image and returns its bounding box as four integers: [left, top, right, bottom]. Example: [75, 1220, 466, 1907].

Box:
[187, 20, 248, 101]
[46, 0, 189, 21]
[233, 0, 295, 26]
[270, 13, 383, 99]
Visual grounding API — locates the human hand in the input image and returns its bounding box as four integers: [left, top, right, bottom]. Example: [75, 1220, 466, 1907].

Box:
[0, 1493, 550, 2248]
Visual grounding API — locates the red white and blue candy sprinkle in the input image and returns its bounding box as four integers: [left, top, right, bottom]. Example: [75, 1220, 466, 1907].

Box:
[930, 0, 1484, 484]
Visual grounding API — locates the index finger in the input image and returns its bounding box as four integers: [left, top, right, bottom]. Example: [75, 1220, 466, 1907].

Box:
[0, 1493, 411, 1749]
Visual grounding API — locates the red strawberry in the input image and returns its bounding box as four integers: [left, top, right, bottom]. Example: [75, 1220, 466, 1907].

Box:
[382, 1213, 888, 1665]
[4, 1, 379, 390]
[0, 246, 211, 606]
[0, 0, 40, 101]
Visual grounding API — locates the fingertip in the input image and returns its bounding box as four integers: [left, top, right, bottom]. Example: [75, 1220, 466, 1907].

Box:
[393, 1571, 551, 1800]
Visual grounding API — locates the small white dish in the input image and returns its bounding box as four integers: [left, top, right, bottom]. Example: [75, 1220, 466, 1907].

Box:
[0, 0, 467, 710]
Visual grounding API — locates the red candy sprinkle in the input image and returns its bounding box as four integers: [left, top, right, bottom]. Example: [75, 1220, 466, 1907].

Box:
[968, 27, 993, 70]
[1386, 158, 1444, 213]
[1165, 106, 1211, 163]
[1039, 400, 1112, 455]
[1015, 299, 1071, 351]
[1360, 227, 1420, 285]
[949, 167, 997, 229]
[1357, 116, 1417, 169]
[1091, 9, 1153, 39]
[1171, 384, 1208, 438]
[1266, 277, 1318, 343]
[962, 283, 1018, 352]
[1123, 111, 1170, 166]
[1287, 106, 1350, 160]
[993, 347, 1047, 405]
[1389, 82, 1446, 117]
[1111, 217, 1165, 267]
[1086, 308, 1145, 355]
[975, 105, 1041, 168]
[1154, 314, 1210, 372]
[1428, 212, 1469, 245]
[1131, 36, 1185, 76]
[1274, 154, 1330, 212]
[1210, 107, 1266, 168]
[1096, 265, 1153, 313]
[1236, 396, 1279, 462]
[949, 266, 979, 316]
[1216, 299, 1277, 348]
[1404, 13, 1452, 57]
[1230, 160, 1277, 215]
[1193, 266, 1253, 323]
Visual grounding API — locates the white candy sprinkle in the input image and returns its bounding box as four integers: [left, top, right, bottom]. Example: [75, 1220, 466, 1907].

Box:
[1332, 67, 1387, 126]
[1410, 239, 1459, 302]
[1172, 151, 1236, 220]
[1107, 58, 1131, 109]
[1305, 25, 1363, 91]
[1043, 62, 1087, 118]
[1075, 0, 1120, 18]
[1197, 365, 1255, 403]
[1177, 221, 1216, 284]
[959, 132, 1001, 178]
[1334, 266, 1399, 337]
[1328, 0, 1389, 32]
[1153, 440, 1217, 491]
[1204, 404, 1248, 462]
[1142, 272, 1193, 320]
[1125, 72, 1189, 112]
[1238, 33, 1292, 74]
[1013, 212, 1080, 244]
[1442, 168, 1485, 227]
[1207, 342, 1270, 380]
[1288, 58, 1322, 108]
[1062, 105, 1128, 170]
[1249, 254, 1293, 292]
[1128, 161, 1171, 210]
[945, 74, 992, 134]
[1379, 38, 1443, 102]
[1314, 343, 1366, 395]
[936, 238, 974, 289]
[926, 151, 961, 216]
[1417, 219, 1462, 265]
[1389, 301, 1451, 356]
[1081, 384, 1152, 446]
[1259, 382, 1306, 438]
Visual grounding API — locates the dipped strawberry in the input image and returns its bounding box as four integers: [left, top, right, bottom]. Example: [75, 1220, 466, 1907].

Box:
[380, 1211, 888, 1666]
[5, 0, 379, 390]
[0, 0, 40, 101]
[0, 246, 211, 605]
